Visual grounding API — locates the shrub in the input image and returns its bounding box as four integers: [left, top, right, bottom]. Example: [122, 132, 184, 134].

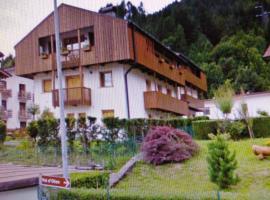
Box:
[71, 171, 109, 189]
[252, 117, 270, 138]
[36, 117, 60, 147]
[141, 126, 198, 165]
[257, 110, 269, 117]
[26, 121, 38, 142]
[65, 116, 76, 151]
[192, 120, 220, 139]
[226, 121, 246, 140]
[102, 117, 124, 143]
[0, 121, 6, 144]
[207, 134, 239, 189]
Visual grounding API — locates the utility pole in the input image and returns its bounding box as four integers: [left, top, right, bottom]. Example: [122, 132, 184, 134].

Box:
[53, 0, 69, 178]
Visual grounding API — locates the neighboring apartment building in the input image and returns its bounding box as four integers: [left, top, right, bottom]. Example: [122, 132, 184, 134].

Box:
[0, 67, 33, 129]
[15, 4, 207, 122]
[197, 92, 270, 120]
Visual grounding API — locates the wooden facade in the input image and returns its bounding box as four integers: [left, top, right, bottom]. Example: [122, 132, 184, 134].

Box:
[15, 4, 207, 114]
[15, 4, 130, 76]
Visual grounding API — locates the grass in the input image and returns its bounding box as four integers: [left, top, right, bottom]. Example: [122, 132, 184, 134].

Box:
[114, 138, 270, 200]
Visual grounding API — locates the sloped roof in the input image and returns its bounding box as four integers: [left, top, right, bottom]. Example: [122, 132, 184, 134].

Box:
[263, 45, 270, 58]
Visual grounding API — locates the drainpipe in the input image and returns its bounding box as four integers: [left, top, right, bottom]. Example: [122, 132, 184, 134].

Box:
[125, 24, 137, 119]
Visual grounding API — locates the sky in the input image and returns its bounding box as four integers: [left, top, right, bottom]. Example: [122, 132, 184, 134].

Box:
[0, 0, 176, 56]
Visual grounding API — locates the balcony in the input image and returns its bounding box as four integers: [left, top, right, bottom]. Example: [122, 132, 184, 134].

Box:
[0, 81, 6, 92]
[180, 68, 207, 92]
[52, 50, 80, 69]
[144, 91, 189, 115]
[1, 89, 12, 99]
[0, 108, 12, 120]
[18, 110, 31, 121]
[182, 94, 204, 111]
[52, 87, 91, 107]
[18, 91, 32, 102]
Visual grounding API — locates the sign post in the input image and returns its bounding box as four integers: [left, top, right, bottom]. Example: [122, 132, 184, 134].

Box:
[53, 0, 69, 178]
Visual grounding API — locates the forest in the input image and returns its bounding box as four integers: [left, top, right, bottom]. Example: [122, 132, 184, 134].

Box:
[115, 0, 270, 97]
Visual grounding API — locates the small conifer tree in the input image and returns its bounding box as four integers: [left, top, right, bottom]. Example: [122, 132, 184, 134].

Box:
[207, 134, 239, 189]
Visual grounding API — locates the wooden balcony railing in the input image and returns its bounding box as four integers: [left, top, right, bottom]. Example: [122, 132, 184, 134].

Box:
[0, 107, 12, 120]
[1, 89, 12, 99]
[144, 91, 189, 115]
[18, 110, 31, 121]
[52, 87, 91, 107]
[180, 68, 207, 92]
[52, 50, 80, 69]
[18, 91, 32, 102]
[182, 94, 204, 111]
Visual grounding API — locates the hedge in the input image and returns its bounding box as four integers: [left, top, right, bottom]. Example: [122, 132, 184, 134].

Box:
[252, 117, 270, 138]
[0, 120, 6, 144]
[54, 188, 216, 200]
[123, 116, 209, 138]
[71, 171, 109, 189]
[192, 120, 221, 139]
[192, 117, 270, 139]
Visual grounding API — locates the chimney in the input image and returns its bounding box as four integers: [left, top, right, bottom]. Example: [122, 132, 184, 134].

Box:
[99, 4, 116, 17]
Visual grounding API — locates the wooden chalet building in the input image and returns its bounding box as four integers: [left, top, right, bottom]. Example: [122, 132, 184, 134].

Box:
[15, 4, 207, 121]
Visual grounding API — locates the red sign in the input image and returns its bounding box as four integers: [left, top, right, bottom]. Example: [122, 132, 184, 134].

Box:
[40, 175, 71, 189]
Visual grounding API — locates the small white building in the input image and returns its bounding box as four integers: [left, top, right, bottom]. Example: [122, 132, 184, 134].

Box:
[199, 92, 270, 120]
[0, 67, 34, 129]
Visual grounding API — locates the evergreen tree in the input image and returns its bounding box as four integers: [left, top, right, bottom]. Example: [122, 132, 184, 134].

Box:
[207, 134, 239, 189]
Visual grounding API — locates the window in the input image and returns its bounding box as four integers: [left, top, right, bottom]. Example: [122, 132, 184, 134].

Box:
[67, 113, 75, 118]
[20, 102, 26, 112]
[2, 100, 6, 109]
[157, 84, 162, 92]
[204, 107, 210, 115]
[43, 79, 52, 93]
[102, 110, 114, 118]
[78, 113, 86, 118]
[20, 122, 27, 128]
[19, 84, 26, 93]
[100, 71, 113, 87]
[167, 88, 172, 96]
[146, 80, 151, 91]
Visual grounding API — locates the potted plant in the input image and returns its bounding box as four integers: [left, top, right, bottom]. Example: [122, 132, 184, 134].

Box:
[83, 43, 91, 52]
[61, 47, 70, 56]
[40, 52, 48, 59]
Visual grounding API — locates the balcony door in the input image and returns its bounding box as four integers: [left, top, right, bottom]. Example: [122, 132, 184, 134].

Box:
[66, 75, 81, 104]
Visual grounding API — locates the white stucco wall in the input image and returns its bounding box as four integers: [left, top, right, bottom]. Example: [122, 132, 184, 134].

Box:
[200, 93, 270, 120]
[127, 67, 179, 119]
[3, 69, 34, 129]
[33, 63, 181, 122]
[34, 63, 127, 122]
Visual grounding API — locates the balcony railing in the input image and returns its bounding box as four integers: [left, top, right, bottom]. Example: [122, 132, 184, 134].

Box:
[18, 110, 31, 121]
[0, 108, 12, 120]
[0, 81, 6, 92]
[18, 91, 32, 102]
[52, 50, 80, 69]
[180, 68, 207, 92]
[144, 91, 189, 115]
[52, 87, 91, 107]
[182, 94, 204, 111]
[1, 89, 12, 99]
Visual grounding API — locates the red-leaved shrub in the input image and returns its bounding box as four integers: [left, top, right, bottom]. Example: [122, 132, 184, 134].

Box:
[141, 126, 199, 165]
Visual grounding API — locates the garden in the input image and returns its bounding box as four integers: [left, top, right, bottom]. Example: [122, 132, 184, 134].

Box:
[1, 82, 270, 199]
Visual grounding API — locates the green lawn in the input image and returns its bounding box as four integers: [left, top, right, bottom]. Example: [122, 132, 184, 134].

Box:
[115, 138, 270, 200]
